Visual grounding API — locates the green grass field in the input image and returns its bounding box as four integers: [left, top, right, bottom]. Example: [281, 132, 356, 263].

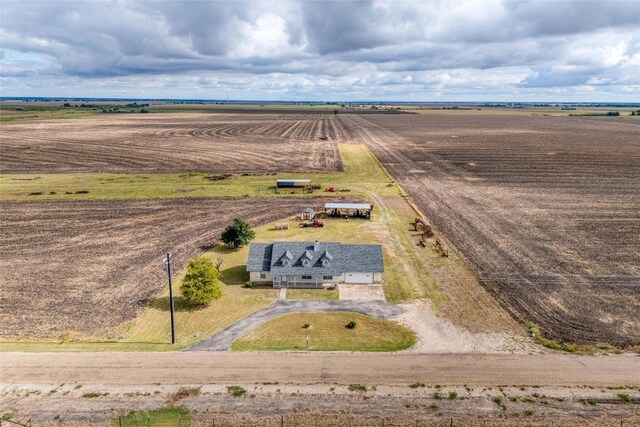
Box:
[231, 312, 416, 352]
[286, 288, 339, 301]
[114, 407, 191, 426]
[0, 105, 98, 122]
[0, 144, 396, 202]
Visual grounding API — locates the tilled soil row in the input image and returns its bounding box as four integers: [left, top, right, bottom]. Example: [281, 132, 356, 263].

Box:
[0, 113, 351, 174]
[0, 197, 351, 338]
[340, 113, 640, 346]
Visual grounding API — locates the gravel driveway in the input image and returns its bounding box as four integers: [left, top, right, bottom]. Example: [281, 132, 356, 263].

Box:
[187, 300, 404, 351]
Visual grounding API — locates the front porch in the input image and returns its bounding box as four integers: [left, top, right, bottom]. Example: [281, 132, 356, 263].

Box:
[273, 274, 338, 289]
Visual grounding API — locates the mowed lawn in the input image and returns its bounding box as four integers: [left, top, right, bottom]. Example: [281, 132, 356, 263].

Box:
[286, 288, 339, 301]
[231, 312, 416, 352]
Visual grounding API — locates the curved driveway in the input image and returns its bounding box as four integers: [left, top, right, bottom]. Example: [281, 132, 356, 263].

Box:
[187, 299, 404, 351]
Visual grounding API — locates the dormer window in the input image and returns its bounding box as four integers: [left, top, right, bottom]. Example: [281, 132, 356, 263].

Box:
[320, 250, 332, 266]
[300, 249, 313, 267]
[280, 250, 293, 266]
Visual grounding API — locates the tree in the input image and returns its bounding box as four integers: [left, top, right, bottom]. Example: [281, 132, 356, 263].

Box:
[180, 257, 222, 305]
[221, 218, 255, 248]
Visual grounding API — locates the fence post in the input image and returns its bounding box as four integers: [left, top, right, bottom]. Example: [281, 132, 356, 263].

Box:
[59, 417, 62, 427]
[281, 414, 284, 427]
[212, 416, 215, 427]
[450, 417, 453, 427]
[147, 415, 150, 427]
[119, 416, 122, 427]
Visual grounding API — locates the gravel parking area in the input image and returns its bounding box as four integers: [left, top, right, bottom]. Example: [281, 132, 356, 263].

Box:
[339, 284, 386, 300]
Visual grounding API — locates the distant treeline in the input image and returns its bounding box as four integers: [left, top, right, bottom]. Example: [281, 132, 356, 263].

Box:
[62, 102, 149, 113]
[569, 111, 621, 117]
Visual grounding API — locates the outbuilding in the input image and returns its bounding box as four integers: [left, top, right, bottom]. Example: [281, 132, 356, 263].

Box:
[324, 202, 372, 219]
[301, 207, 315, 220]
[276, 179, 311, 188]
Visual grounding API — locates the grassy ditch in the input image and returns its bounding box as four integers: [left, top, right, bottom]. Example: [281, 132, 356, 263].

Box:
[114, 407, 190, 426]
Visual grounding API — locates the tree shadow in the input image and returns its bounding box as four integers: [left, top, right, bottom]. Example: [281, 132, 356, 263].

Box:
[149, 296, 209, 312]
[199, 243, 241, 253]
[221, 265, 249, 285]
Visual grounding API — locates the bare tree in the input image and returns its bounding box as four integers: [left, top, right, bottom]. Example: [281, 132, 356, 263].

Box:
[215, 255, 224, 270]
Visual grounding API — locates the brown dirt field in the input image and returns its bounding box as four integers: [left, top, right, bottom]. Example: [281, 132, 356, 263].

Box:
[0, 197, 335, 338]
[0, 113, 353, 173]
[339, 113, 640, 346]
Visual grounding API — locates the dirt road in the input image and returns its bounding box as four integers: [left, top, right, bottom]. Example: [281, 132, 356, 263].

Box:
[2, 352, 639, 387]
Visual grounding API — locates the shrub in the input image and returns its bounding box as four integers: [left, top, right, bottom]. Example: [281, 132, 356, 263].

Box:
[449, 391, 458, 400]
[433, 392, 442, 400]
[227, 386, 246, 397]
[409, 383, 425, 389]
[345, 321, 357, 329]
[524, 410, 534, 416]
[618, 393, 631, 403]
[180, 257, 222, 305]
[169, 387, 201, 403]
[348, 384, 367, 392]
[302, 323, 310, 329]
[244, 281, 253, 288]
[82, 392, 108, 398]
[526, 322, 576, 352]
[221, 218, 255, 248]
[2, 412, 12, 420]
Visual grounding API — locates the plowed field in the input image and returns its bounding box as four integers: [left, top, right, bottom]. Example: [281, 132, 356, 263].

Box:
[0, 197, 324, 338]
[0, 113, 350, 173]
[340, 113, 640, 346]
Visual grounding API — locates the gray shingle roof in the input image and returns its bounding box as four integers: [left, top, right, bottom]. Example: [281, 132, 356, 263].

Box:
[246, 241, 384, 275]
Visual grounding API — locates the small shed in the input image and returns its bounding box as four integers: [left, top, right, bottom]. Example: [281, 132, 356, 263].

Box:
[301, 207, 315, 220]
[324, 203, 372, 220]
[277, 179, 311, 188]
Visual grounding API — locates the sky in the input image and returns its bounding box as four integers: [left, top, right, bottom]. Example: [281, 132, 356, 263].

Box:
[1, 0, 639, 102]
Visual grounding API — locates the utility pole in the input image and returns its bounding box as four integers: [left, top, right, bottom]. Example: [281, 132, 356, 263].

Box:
[164, 251, 176, 344]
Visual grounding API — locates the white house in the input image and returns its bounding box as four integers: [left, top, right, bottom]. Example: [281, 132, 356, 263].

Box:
[246, 241, 384, 288]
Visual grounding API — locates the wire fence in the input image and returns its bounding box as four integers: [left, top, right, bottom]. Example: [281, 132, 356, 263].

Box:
[7, 416, 632, 427]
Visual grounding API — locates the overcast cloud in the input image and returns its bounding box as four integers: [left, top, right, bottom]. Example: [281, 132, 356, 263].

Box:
[1, 0, 639, 101]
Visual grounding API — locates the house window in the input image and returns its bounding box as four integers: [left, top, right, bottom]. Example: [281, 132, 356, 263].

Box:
[323, 275, 332, 280]
[301, 275, 312, 280]
[260, 273, 266, 279]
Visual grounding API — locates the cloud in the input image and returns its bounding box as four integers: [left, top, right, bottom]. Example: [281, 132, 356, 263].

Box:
[0, 0, 639, 100]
